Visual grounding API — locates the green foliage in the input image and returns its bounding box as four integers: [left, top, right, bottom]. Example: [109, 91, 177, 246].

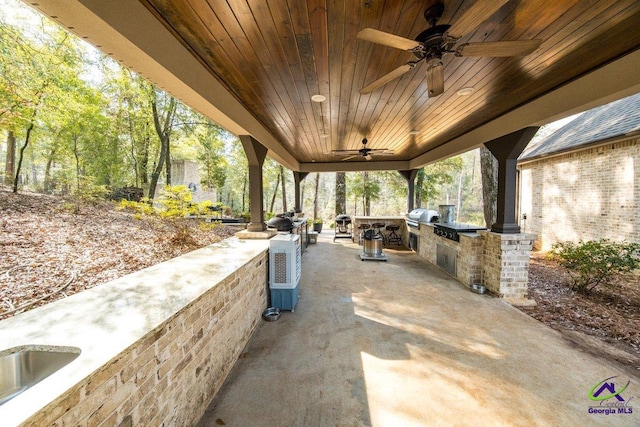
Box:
[549, 239, 640, 293]
[118, 185, 217, 245]
[313, 218, 323, 224]
[74, 176, 109, 203]
[416, 156, 463, 207]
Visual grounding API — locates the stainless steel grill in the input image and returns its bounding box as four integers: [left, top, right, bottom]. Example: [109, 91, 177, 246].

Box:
[433, 223, 486, 242]
[406, 209, 438, 252]
[406, 209, 439, 229]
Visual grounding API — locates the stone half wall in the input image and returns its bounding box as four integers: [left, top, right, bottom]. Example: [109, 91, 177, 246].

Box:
[518, 136, 640, 250]
[25, 251, 268, 426]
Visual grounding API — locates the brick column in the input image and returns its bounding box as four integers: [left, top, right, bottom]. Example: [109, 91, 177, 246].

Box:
[479, 230, 536, 304]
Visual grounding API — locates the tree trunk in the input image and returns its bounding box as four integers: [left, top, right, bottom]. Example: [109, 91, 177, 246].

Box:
[242, 173, 247, 212]
[313, 172, 320, 219]
[363, 171, 371, 216]
[73, 133, 81, 192]
[13, 122, 34, 193]
[148, 93, 176, 200]
[335, 172, 346, 216]
[269, 170, 280, 213]
[279, 165, 287, 212]
[44, 147, 57, 192]
[140, 131, 149, 186]
[4, 131, 16, 186]
[480, 145, 498, 228]
[165, 136, 171, 186]
[415, 168, 424, 208]
[148, 145, 166, 200]
[456, 169, 464, 222]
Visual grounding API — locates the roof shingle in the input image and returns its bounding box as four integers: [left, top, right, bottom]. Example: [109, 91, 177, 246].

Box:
[520, 92, 640, 160]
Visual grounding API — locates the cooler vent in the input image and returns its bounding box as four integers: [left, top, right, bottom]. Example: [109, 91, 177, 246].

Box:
[274, 252, 289, 284]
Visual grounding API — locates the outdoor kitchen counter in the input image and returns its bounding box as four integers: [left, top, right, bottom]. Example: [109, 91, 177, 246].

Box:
[416, 222, 485, 288]
[0, 237, 270, 426]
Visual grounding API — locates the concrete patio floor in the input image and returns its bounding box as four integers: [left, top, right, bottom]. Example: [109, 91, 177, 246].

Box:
[197, 231, 639, 427]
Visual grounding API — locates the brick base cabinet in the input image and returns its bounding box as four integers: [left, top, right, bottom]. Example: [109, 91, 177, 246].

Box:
[479, 231, 536, 301]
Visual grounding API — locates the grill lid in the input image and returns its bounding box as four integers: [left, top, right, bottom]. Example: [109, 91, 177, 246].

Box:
[266, 216, 294, 231]
[408, 209, 439, 223]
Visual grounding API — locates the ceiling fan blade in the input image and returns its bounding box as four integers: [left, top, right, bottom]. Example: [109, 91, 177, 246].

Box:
[426, 63, 444, 98]
[457, 40, 541, 57]
[341, 155, 358, 161]
[446, 0, 510, 40]
[332, 149, 360, 154]
[357, 28, 421, 51]
[360, 63, 415, 94]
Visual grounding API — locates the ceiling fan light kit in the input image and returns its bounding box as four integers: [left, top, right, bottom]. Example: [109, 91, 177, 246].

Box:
[357, 0, 541, 97]
[331, 138, 394, 161]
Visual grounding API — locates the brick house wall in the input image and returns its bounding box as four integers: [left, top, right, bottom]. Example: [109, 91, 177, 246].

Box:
[518, 136, 640, 251]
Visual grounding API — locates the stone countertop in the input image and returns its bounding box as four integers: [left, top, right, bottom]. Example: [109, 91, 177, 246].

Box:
[0, 237, 270, 426]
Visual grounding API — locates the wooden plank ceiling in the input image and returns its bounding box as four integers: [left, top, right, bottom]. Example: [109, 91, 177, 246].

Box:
[140, 0, 640, 165]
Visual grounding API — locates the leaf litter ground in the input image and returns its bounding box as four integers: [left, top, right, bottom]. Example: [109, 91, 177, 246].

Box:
[0, 189, 235, 319]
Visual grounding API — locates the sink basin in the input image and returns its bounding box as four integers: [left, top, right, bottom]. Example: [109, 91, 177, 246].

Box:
[0, 345, 81, 406]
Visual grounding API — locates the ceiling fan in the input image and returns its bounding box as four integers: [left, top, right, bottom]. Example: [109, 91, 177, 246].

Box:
[357, 0, 541, 97]
[332, 138, 394, 161]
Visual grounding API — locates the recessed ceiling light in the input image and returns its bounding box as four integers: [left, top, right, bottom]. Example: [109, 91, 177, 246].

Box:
[320, 133, 329, 138]
[311, 94, 326, 103]
[457, 87, 475, 96]
[409, 130, 419, 135]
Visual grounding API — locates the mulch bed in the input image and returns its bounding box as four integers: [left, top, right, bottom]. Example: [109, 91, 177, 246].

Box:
[0, 188, 236, 319]
[520, 252, 640, 373]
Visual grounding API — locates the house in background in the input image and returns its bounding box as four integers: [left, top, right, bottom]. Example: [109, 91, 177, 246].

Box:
[154, 159, 217, 203]
[518, 93, 640, 251]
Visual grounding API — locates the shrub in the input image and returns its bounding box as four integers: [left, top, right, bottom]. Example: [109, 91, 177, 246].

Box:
[70, 176, 109, 202]
[118, 185, 218, 246]
[549, 239, 640, 293]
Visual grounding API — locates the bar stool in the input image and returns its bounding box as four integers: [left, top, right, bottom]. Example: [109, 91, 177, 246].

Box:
[356, 223, 370, 245]
[386, 225, 402, 245]
[371, 222, 386, 245]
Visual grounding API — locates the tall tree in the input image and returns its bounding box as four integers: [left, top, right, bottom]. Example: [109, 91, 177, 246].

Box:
[197, 125, 227, 193]
[335, 172, 346, 216]
[4, 131, 15, 185]
[480, 145, 498, 228]
[313, 173, 320, 220]
[279, 165, 288, 212]
[105, 69, 154, 188]
[0, 14, 77, 192]
[268, 168, 280, 214]
[414, 157, 463, 209]
[148, 89, 177, 200]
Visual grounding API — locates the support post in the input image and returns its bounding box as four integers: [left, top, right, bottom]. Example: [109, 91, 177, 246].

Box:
[292, 171, 309, 213]
[399, 169, 419, 212]
[484, 127, 539, 233]
[239, 135, 268, 232]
